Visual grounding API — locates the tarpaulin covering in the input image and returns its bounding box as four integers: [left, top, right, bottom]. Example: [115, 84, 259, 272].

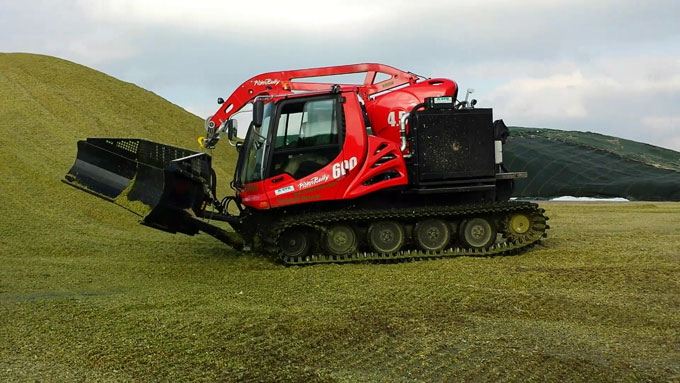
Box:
[504, 128, 680, 201]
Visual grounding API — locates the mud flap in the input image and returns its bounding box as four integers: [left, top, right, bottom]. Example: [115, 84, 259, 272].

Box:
[64, 138, 213, 235]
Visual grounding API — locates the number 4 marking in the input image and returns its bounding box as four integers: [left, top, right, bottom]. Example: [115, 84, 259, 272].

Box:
[387, 110, 407, 127]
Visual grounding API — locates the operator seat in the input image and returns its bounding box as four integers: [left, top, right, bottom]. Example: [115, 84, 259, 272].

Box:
[279, 101, 337, 178]
[283, 153, 329, 179]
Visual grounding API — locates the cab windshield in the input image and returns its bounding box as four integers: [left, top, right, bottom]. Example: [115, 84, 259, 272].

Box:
[238, 102, 273, 185]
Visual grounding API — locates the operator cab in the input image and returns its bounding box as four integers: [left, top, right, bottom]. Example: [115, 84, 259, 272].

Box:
[233, 94, 344, 190]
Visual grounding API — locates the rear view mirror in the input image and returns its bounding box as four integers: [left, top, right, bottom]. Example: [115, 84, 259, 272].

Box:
[253, 100, 264, 127]
[226, 119, 237, 141]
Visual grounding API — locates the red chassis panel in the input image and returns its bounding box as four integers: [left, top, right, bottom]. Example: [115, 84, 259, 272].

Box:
[365, 79, 457, 147]
[239, 92, 408, 209]
[235, 73, 456, 210]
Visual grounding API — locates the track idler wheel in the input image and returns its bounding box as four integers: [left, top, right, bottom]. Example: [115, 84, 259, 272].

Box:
[368, 221, 405, 254]
[459, 217, 497, 249]
[324, 224, 358, 256]
[415, 219, 451, 252]
[280, 228, 312, 259]
[503, 210, 547, 243]
[505, 212, 531, 243]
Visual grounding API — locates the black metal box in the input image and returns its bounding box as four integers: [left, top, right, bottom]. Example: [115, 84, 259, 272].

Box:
[409, 108, 495, 184]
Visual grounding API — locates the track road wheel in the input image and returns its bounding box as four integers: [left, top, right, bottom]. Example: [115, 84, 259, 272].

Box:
[415, 219, 451, 252]
[324, 224, 358, 256]
[459, 217, 496, 249]
[280, 229, 312, 259]
[368, 221, 405, 254]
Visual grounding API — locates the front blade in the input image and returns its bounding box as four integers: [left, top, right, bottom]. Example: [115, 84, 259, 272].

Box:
[64, 138, 213, 235]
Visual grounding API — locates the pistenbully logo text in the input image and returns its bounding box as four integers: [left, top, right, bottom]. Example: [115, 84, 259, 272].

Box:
[253, 79, 281, 86]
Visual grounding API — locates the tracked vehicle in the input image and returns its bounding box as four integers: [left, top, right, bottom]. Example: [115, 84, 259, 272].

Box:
[64, 63, 548, 264]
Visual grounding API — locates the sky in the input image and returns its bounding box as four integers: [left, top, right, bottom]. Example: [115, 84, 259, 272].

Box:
[2, 0, 680, 150]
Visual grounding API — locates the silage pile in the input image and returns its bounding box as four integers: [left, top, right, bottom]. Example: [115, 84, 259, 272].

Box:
[505, 128, 680, 201]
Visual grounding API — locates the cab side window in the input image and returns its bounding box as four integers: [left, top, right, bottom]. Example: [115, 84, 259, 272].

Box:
[270, 98, 341, 179]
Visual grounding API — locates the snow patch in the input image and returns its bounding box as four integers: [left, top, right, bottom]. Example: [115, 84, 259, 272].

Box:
[550, 196, 628, 202]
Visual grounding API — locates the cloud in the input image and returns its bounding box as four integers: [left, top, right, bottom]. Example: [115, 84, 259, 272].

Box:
[641, 116, 680, 150]
[73, 0, 680, 47]
[473, 56, 680, 150]
[642, 116, 680, 133]
[64, 36, 136, 64]
[489, 71, 592, 120]
[76, 0, 388, 37]
[0, 1, 136, 65]
[2, 0, 679, 151]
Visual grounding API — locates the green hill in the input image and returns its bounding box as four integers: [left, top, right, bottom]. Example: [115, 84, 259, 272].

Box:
[0, 52, 236, 247]
[1, 54, 678, 381]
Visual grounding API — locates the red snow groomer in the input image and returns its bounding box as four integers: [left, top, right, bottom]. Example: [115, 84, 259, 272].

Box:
[65, 63, 548, 264]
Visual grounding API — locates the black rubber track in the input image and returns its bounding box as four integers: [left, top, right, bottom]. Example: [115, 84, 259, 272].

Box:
[261, 201, 549, 265]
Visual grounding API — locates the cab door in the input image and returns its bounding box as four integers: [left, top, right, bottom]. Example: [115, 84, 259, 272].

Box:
[264, 95, 344, 208]
[235, 102, 273, 210]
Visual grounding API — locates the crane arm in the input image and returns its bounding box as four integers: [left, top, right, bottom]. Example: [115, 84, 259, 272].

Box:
[203, 63, 421, 148]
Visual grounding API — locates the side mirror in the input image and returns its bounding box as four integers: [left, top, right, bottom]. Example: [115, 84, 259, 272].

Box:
[226, 119, 237, 141]
[253, 100, 264, 128]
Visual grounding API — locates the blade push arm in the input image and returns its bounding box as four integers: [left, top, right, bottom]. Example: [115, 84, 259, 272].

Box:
[203, 63, 421, 148]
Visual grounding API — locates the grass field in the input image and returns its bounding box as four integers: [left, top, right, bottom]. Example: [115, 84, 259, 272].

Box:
[2, 202, 679, 382]
[1, 53, 679, 382]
